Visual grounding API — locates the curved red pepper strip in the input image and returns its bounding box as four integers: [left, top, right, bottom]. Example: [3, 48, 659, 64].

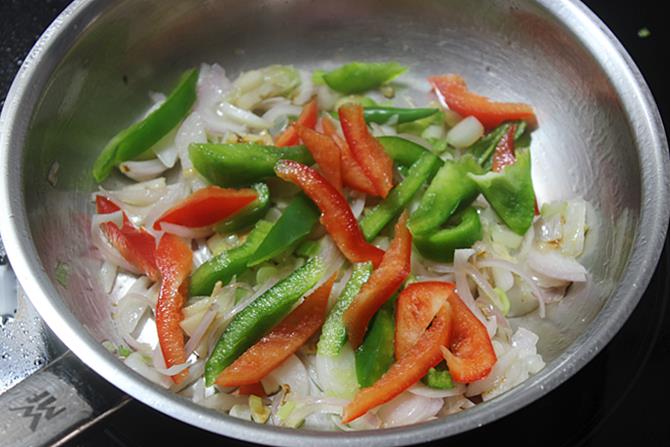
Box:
[275, 97, 319, 147]
[274, 160, 384, 267]
[155, 233, 193, 384]
[429, 74, 537, 130]
[343, 212, 412, 349]
[153, 186, 257, 230]
[216, 274, 336, 387]
[321, 116, 377, 195]
[441, 290, 497, 383]
[295, 125, 342, 191]
[342, 301, 452, 424]
[491, 124, 517, 173]
[95, 196, 159, 282]
[339, 104, 394, 198]
[395, 281, 454, 359]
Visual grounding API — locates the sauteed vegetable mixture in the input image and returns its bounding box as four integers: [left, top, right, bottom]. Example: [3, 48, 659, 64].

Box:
[92, 62, 588, 429]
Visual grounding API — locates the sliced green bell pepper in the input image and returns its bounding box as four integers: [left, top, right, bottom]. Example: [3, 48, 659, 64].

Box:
[92, 68, 199, 182]
[377, 136, 431, 167]
[190, 220, 273, 296]
[355, 297, 396, 388]
[363, 107, 439, 125]
[408, 155, 482, 237]
[204, 256, 326, 385]
[189, 143, 313, 187]
[322, 61, 407, 94]
[317, 262, 373, 357]
[413, 207, 483, 262]
[468, 148, 535, 235]
[360, 151, 442, 241]
[247, 194, 320, 267]
[214, 183, 271, 234]
[422, 365, 454, 389]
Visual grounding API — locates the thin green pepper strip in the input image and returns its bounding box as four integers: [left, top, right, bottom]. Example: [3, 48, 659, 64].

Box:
[355, 297, 396, 388]
[204, 256, 326, 385]
[322, 61, 407, 94]
[317, 262, 373, 357]
[92, 68, 199, 182]
[408, 155, 483, 237]
[189, 143, 313, 187]
[190, 220, 273, 296]
[363, 107, 439, 125]
[214, 183, 271, 233]
[468, 148, 535, 235]
[360, 151, 442, 241]
[413, 207, 483, 262]
[377, 136, 431, 167]
[247, 194, 320, 267]
[191, 137, 430, 188]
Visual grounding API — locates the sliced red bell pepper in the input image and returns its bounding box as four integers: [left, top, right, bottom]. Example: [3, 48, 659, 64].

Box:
[395, 281, 454, 359]
[341, 302, 452, 424]
[275, 160, 384, 267]
[429, 74, 537, 130]
[339, 104, 394, 198]
[295, 124, 342, 191]
[342, 212, 412, 349]
[153, 186, 257, 230]
[155, 233, 193, 384]
[441, 290, 497, 383]
[275, 97, 319, 147]
[95, 196, 159, 282]
[96, 195, 124, 216]
[215, 274, 336, 387]
[321, 116, 377, 195]
[491, 124, 517, 173]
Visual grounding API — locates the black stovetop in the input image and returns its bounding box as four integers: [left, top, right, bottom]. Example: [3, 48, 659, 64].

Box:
[1, 1, 668, 446]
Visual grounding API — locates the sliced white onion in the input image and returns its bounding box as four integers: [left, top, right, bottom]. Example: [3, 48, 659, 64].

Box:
[100, 260, 118, 293]
[527, 248, 587, 283]
[315, 344, 358, 400]
[114, 292, 150, 338]
[104, 178, 167, 207]
[408, 381, 466, 398]
[192, 238, 213, 268]
[119, 159, 168, 182]
[561, 199, 587, 257]
[159, 222, 213, 239]
[262, 355, 310, 397]
[293, 69, 315, 105]
[184, 303, 219, 357]
[378, 392, 444, 428]
[197, 63, 231, 108]
[316, 85, 341, 111]
[124, 352, 171, 388]
[453, 249, 495, 336]
[446, 116, 484, 149]
[176, 112, 207, 171]
[122, 334, 153, 356]
[201, 392, 247, 412]
[153, 358, 196, 376]
[476, 258, 547, 318]
[153, 140, 180, 170]
[261, 101, 302, 124]
[218, 102, 271, 129]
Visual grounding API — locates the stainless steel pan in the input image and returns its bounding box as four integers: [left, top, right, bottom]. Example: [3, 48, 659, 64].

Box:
[0, 0, 668, 446]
